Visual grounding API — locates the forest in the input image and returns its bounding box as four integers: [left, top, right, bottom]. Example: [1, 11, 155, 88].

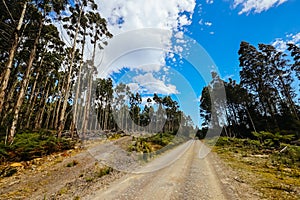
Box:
[0, 0, 299, 164]
[199, 41, 300, 145]
[0, 0, 195, 162]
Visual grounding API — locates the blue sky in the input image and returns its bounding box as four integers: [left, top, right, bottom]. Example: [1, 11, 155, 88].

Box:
[191, 0, 300, 82]
[91, 0, 300, 127]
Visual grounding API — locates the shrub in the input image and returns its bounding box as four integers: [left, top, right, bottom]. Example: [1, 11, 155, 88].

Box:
[252, 131, 295, 148]
[0, 131, 76, 163]
[96, 166, 113, 177]
[66, 160, 79, 167]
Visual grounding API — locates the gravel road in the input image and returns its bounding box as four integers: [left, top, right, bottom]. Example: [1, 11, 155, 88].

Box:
[86, 140, 259, 200]
[0, 138, 261, 200]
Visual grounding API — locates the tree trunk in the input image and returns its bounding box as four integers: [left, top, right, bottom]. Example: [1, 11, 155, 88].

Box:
[50, 98, 58, 129]
[82, 70, 93, 138]
[7, 16, 43, 144]
[35, 83, 50, 129]
[278, 75, 299, 120]
[25, 70, 40, 129]
[54, 79, 65, 129]
[57, 5, 83, 138]
[245, 104, 257, 133]
[70, 28, 86, 137]
[45, 102, 53, 130]
[0, 77, 19, 126]
[0, 2, 27, 114]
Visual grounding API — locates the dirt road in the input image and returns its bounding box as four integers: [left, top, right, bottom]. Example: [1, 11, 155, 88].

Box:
[87, 140, 259, 200]
[0, 139, 261, 199]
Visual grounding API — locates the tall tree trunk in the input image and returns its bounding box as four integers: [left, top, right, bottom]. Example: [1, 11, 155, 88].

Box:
[70, 29, 86, 137]
[0, 2, 27, 114]
[33, 76, 49, 129]
[0, 77, 19, 126]
[35, 83, 50, 129]
[54, 79, 65, 129]
[245, 104, 257, 133]
[57, 5, 83, 137]
[278, 75, 299, 120]
[45, 102, 53, 130]
[82, 71, 93, 138]
[50, 98, 58, 129]
[25, 70, 40, 129]
[7, 17, 43, 144]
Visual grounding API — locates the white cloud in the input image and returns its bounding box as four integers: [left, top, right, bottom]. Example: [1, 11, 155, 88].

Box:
[174, 31, 184, 39]
[96, 29, 173, 78]
[127, 83, 139, 92]
[131, 73, 179, 95]
[198, 19, 203, 25]
[272, 32, 300, 52]
[233, 0, 288, 15]
[56, 1, 196, 107]
[205, 21, 212, 26]
[206, 0, 214, 4]
[93, 0, 196, 78]
[97, 0, 196, 34]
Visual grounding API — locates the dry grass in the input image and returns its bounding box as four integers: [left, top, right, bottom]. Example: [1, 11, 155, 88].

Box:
[207, 137, 300, 200]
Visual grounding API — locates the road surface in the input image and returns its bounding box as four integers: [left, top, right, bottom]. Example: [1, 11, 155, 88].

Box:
[87, 140, 245, 200]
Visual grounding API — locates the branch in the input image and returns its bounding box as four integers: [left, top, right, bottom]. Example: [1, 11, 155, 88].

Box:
[2, 0, 15, 22]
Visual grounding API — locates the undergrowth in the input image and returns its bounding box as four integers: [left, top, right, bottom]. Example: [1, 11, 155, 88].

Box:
[128, 132, 177, 153]
[0, 130, 76, 163]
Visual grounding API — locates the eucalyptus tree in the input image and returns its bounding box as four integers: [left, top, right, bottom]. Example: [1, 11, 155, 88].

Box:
[129, 93, 142, 132]
[238, 41, 280, 128]
[224, 79, 258, 136]
[114, 83, 131, 130]
[24, 24, 66, 129]
[0, 0, 28, 113]
[0, 0, 67, 115]
[7, 0, 68, 144]
[259, 43, 298, 120]
[161, 96, 180, 133]
[287, 43, 300, 84]
[95, 78, 113, 130]
[153, 93, 164, 132]
[81, 11, 112, 136]
[57, 0, 97, 137]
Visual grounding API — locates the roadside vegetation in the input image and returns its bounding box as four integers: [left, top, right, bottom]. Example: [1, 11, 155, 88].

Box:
[198, 40, 300, 199]
[206, 136, 300, 200]
[0, 130, 76, 164]
[128, 132, 176, 153]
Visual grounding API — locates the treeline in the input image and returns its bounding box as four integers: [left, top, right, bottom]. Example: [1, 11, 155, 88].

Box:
[0, 0, 112, 145]
[199, 42, 300, 142]
[76, 78, 195, 138]
[0, 0, 195, 145]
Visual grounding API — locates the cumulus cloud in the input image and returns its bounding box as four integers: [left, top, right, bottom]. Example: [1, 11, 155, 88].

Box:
[91, 0, 197, 91]
[272, 32, 300, 52]
[97, 0, 196, 33]
[130, 73, 179, 95]
[233, 0, 288, 15]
